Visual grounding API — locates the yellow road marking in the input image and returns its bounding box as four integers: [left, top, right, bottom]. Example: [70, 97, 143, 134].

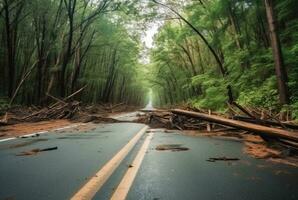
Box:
[110, 131, 154, 200]
[71, 126, 148, 200]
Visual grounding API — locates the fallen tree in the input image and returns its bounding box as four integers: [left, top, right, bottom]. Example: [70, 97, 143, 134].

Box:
[233, 115, 298, 130]
[172, 109, 298, 143]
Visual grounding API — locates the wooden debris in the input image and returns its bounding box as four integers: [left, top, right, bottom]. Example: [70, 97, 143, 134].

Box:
[0, 93, 133, 125]
[206, 157, 240, 162]
[233, 115, 298, 130]
[16, 146, 58, 156]
[156, 144, 189, 152]
[22, 101, 81, 121]
[134, 110, 218, 130]
[172, 109, 298, 143]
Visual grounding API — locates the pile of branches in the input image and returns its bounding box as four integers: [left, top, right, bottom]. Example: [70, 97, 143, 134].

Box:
[135, 110, 215, 130]
[0, 101, 82, 125]
[136, 109, 298, 142]
[0, 87, 87, 125]
[0, 100, 132, 125]
[22, 101, 81, 122]
[0, 86, 132, 125]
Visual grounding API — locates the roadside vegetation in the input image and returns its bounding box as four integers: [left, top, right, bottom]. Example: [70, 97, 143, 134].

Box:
[147, 0, 298, 120]
[0, 0, 148, 108]
[0, 0, 297, 120]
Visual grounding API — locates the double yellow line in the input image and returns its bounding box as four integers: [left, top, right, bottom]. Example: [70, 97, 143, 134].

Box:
[71, 125, 153, 200]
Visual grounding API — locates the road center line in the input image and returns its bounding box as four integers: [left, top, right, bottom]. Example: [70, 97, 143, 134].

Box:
[110, 131, 154, 200]
[70, 125, 149, 200]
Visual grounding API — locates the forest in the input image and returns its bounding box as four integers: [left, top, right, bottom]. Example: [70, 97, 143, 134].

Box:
[0, 0, 298, 120]
[0, 0, 147, 107]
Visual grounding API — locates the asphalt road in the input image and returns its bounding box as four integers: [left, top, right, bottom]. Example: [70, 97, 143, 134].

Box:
[127, 130, 298, 200]
[0, 113, 298, 200]
[0, 122, 145, 200]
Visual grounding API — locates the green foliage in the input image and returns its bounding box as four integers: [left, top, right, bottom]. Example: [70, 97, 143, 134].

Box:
[1, 0, 298, 111]
[191, 74, 227, 110]
[0, 0, 147, 106]
[290, 102, 298, 120]
[237, 76, 279, 109]
[148, 0, 298, 115]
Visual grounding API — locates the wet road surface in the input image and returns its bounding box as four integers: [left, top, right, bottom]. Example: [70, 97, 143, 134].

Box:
[0, 114, 298, 200]
[127, 130, 298, 200]
[0, 123, 145, 200]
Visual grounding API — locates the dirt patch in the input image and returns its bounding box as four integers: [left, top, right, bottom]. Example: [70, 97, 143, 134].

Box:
[0, 120, 72, 138]
[242, 136, 298, 167]
[156, 144, 189, 152]
[243, 142, 282, 159]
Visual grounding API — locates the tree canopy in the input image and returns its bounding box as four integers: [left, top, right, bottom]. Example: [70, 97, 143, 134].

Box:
[0, 0, 297, 119]
[147, 0, 298, 118]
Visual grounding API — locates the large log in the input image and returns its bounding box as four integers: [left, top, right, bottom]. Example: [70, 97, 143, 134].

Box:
[172, 109, 298, 142]
[233, 115, 298, 130]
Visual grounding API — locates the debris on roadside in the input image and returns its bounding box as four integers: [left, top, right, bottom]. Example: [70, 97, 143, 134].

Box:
[16, 146, 58, 156]
[19, 133, 40, 138]
[172, 109, 298, 143]
[0, 120, 71, 138]
[0, 89, 138, 126]
[0, 133, 7, 137]
[156, 144, 189, 152]
[136, 108, 298, 167]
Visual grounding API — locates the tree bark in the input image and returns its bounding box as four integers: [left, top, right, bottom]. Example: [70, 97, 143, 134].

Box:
[172, 109, 298, 142]
[4, 0, 14, 98]
[60, 0, 76, 97]
[264, 0, 290, 107]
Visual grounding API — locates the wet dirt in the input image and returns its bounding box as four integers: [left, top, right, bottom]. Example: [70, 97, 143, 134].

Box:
[0, 120, 72, 138]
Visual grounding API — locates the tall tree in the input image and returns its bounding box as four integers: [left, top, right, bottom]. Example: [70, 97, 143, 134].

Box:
[264, 0, 290, 106]
[3, 0, 24, 97]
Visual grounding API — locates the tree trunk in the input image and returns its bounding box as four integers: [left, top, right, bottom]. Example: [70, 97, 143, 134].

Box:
[264, 0, 290, 108]
[172, 109, 298, 143]
[4, 1, 14, 98]
[60, 0, 76, 97]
